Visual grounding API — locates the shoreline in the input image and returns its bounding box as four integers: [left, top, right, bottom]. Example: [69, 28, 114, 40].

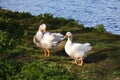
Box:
[0, 7, 120, 35]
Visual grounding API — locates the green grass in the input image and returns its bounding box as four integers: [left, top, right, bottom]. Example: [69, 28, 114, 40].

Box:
[0, 8, 120, 80]
[2, 30, 119, 80]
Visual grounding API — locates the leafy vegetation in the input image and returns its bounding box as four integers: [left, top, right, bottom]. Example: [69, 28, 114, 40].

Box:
[14, 60, 77, 80]
[92, 24, 106, 33]
[0, 8, 120, 80]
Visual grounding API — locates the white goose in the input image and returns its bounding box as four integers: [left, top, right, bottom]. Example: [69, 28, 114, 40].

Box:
[33, 24, 64, 56]
[64, 32, 92, 66]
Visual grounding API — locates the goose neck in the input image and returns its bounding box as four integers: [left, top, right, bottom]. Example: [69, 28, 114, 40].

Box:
[67, 36, 72, 43]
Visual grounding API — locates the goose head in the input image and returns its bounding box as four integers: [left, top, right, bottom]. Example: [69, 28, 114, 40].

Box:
[64, 32, 72, 41]
[38, 24, 46, 32]
[66, 32, 72, 37]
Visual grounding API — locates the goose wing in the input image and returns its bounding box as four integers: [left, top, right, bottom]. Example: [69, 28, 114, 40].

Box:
[41, 32, 64, 48]
[72, 43, 92, 53]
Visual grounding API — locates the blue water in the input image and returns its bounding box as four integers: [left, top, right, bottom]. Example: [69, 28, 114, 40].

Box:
[0, 0, 120, 35]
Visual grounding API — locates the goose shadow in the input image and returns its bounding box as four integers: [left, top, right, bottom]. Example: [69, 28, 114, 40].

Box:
[84, 49, 111, 63]
[84, 48, 118, 64]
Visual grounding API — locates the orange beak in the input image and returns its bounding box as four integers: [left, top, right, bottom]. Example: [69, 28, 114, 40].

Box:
[64, 34, 68, 39]
[43, 28, 46, 32]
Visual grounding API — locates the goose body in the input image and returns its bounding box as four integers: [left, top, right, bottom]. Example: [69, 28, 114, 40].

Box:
[33, 29, 43, 48]
[33, 24, 64, 56]
[64, 32, 92, 65]
[41, 32, 64, 49]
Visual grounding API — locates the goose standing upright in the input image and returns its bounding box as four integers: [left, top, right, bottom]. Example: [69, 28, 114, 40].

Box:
[33, 24, 64, 56]
[64, 32, 92, 66]
[33, 24, 46, 48]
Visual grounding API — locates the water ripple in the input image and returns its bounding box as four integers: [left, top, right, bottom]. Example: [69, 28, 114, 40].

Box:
[0, 0, 120, 35]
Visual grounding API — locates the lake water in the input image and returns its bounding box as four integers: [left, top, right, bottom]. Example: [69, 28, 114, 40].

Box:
[0, 0, 120, 35]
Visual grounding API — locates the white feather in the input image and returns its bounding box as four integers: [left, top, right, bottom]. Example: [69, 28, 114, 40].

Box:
[33, 24, 64, 50]
[65, 32, 92, 60]
[41, 32, 64, 49]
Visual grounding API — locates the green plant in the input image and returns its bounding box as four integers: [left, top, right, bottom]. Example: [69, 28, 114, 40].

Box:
[0, 59, 23, 80]
[0, 17, 26, 38]
[43, 13, 54, 23]
[65, 19, 84, 28]
[0, 30, 8, 51]
[14, 60, 77, 80]
[92, 24, 106, 33]
[0, 30, 21, 52]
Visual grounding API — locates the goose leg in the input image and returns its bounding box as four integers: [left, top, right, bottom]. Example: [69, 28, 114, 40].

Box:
[44, 49, 47, 56]
[47, 49, 50, 56]
[78, 57, 83, 66]
[72, 60, 77, 64]
[75, 60, 77, 64]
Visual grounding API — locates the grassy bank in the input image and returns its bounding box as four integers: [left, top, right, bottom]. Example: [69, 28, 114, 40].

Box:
[0, 8, 120, 80]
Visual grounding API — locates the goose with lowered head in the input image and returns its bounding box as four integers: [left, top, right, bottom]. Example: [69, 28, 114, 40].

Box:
[64, 32, 92, 66]
[33, 24, 64, 56]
